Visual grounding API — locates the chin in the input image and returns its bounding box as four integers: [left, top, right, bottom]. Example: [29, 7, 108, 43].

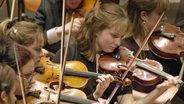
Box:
[104, 50, 113, 53]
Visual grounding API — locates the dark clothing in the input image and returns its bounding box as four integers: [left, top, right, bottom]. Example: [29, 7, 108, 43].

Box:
[121, 37, 182, 93]
[34, 0, 62, 30]
[33, 0, 120, 53]
[33, 0, 62, 53]
[175, 0, 184, 32]
[52, 44, 132, 104]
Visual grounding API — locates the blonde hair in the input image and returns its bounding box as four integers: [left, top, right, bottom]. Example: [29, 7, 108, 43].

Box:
[76, 3, 130, 62]
[0, 19, 46, 47]
[126, 0, 169, 41]
[0, 63, 16, 94]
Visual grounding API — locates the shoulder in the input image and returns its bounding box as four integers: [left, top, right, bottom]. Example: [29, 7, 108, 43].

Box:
[40, 0, 61, 7]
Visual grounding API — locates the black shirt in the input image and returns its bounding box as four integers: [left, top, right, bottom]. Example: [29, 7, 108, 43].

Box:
[121, 37, 182, 93]
[53, 44, 132, 103]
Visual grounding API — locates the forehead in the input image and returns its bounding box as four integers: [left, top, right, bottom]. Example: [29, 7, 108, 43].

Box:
[109, 21, 128, 36]
[29, 36, 45, 49]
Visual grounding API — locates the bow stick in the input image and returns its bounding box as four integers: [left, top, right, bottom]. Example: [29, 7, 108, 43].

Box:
[106, 12, 165, 103]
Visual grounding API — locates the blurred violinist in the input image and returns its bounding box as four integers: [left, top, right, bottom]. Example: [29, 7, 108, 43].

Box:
[0, 20, 45, 67]
[0, 41, 35, 97]
[33, 0, 96, 53]
[0, 14, 113, 104]
[33, 0, 119, 53]
[121, 0, 183, 103]
[0, 63, 17, 104]
[53, 3, 180, 104]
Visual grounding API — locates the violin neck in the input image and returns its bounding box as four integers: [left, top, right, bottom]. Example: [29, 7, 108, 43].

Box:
[60, 94, 97, 104]
[136, 61, 169, 78]
[136, 61, 183, 85]
[64, 68, 100, 79]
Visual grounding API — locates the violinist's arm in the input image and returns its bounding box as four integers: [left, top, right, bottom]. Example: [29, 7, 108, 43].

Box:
[93, 74, 114, 100]
[47, 18, 84, 45]
[133, 85, 178, 104]
[118, 75, 179, 104]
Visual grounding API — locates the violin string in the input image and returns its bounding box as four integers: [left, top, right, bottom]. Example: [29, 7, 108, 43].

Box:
[106, 12, 165, 103]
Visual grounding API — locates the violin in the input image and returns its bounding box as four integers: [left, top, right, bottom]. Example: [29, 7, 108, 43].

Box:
[99, 46, 184, 86]
[16, 80, 97, 104]
[35, 56, 89, 88]
[149, 23, 184, 60]
[34, 56, 127, 88]
[99, 46, 164, 86]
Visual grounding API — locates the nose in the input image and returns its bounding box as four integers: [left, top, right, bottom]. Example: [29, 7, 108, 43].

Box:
[40, 49, 45, 57]
[114, 38, 121, 46]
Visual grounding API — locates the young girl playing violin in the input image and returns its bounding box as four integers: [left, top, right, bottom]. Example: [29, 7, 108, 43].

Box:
[0, 63, 17, 104]
[53, 3, 180, 104]
[0, 41, 35, 97]
[121, 0, 183, 103]
[0, 20, 45, 67]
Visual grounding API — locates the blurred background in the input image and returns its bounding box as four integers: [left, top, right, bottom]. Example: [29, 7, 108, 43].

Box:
[0, 0, 181, 24]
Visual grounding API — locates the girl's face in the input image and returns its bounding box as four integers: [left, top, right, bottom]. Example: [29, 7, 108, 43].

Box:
[1, 84, 17, 104]
[8, 85, 17, 104]
[15, 59, 35, 95]
[96, 24, 128, 53]
[142, 8, 167, 32]
[27, 40, 44, 66]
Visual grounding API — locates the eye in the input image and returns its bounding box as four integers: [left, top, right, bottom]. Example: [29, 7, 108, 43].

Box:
[111, 33, 119, 38]
[34, 48, 42, 53]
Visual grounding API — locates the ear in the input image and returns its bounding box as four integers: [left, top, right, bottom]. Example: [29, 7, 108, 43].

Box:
[140, 11, 148, 22]
[1, 91, 8, 103]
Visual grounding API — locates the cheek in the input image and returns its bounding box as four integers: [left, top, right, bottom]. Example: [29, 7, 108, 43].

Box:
[15, 78, 29, 95]
[99, 38, 114, 52]
[14, 79, 21, 95]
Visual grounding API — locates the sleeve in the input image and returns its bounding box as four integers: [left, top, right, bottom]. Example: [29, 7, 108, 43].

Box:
[47, 27, 60, 44]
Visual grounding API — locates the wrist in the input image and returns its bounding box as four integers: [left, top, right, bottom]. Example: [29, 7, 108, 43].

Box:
[93, 90, 104, 100]
[55, 27, 61, 37]
[93, 92, 100, 100]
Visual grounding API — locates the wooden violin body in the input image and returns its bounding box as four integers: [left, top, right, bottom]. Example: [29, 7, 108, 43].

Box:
[149, 23, 184, 60]
[16, 81, 96, 104]
[34, 57, 89, 88]
[99, 46, 163, 86]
